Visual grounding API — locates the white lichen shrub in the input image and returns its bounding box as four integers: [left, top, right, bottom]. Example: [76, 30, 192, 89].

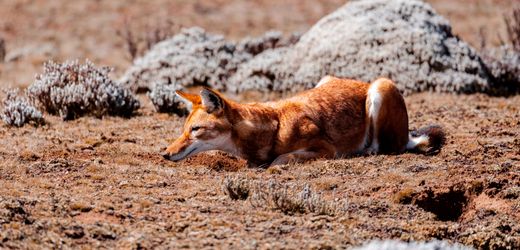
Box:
[121, 27, 299, 115]
[123, 0, 519, 116]
[148, 83, 188, 116]
[481, 46, 520, 95]
[229, 0, 494, 94]
[298, 184, 341, 216]
[123, 0, 517, 101]
[237, 31, 300, 56]
[27, 60, 140, 120]
[352, 239, 472, 250]
[1, 89, 44, 127]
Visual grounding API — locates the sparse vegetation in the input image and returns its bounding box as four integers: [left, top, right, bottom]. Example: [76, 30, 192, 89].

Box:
[222, 176, 345, 216]
[27, 60, 140, 120]
[1, 89, 44, 127]
[123, 0, 519, 99]
[0, 37, 5, 63]
[249, 179, 345, 216]
[222, 175, 251, 200]
[120, 27, 299, 114]
[117, 19, 181, 62]
[504, 6, 520, 51]
[0, 0, 519, 249]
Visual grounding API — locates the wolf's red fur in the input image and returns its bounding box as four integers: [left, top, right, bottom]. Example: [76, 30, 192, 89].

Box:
[163, 76, 445, 166]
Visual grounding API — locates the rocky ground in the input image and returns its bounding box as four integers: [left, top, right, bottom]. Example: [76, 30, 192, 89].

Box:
[0, 0, 519, 249]
[0, 93, 519, 248]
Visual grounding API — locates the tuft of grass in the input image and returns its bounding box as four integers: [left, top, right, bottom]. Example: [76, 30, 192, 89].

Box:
[117, 18, 181, 62]
[0, 37, 5, 63]
[251, 180, 305, 215]
[393, 188, 416, 204]
[222, 176, 344, 216]
[249, 180, 345, 216]
[505, 6, 520, 51]
[222, 175, 250, 200]
[69, 201, 93, 212]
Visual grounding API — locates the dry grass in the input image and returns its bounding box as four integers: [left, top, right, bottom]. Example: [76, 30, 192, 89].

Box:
[0, 37, 5, 63]
[249, 179, 346, 216]
[0, 0, 518, 248]
[222, 175, 250, 200]
[222, 174, 346, 216]
[505, 6, 520, 50]
[117, 19, 181, 62]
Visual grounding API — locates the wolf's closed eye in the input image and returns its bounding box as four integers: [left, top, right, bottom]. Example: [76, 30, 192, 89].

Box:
[191, 126, 203, 131]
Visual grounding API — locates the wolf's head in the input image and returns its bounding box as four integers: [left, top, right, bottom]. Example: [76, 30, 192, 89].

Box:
[162, 88, 236, 161]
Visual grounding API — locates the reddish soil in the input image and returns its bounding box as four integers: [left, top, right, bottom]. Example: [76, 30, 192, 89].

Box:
[0, 0, 519, 249]
[0, 93, 519, 248]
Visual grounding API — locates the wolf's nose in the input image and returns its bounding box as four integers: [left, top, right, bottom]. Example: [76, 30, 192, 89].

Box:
[162, 153, 170, 160]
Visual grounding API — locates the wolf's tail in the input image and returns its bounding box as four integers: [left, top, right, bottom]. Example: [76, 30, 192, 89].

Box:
[406, 125, 446, 155]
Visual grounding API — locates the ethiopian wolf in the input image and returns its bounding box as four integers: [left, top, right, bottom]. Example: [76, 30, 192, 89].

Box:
[162, 76, 445, 167]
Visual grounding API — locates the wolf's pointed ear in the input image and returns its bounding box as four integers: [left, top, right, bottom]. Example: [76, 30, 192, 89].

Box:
[200, 88, 225, 114]
[175, 90, 201, 112]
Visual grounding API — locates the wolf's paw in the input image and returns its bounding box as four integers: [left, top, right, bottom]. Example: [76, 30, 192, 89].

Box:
[365, 146, 378, 156]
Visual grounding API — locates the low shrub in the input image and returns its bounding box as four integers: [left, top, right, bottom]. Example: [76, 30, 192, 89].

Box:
[222, 176, 346, 216]
[27, 60, 140, 120]
[222, 175, 250, 200]
[1, 89, 44, 127]
[481, 46, 520, 95]
[250, 181, 343, 216]
[120, 28, 299, 115]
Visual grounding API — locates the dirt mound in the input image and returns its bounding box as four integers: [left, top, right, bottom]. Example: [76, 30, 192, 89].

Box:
[181, 151, 246, 172]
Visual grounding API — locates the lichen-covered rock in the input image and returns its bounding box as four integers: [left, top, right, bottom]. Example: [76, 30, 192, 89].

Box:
[122, 27, 248, 114]
[27, 60, 140, 120]
[352, 240, 472, 250]
[230, 0, 493, 94]
[481, 46, 520, 95]
[122, 27, 298, 114]
[120, 27, 250, 94]
[148, 83, 188, 116]
[1, 89, 44, 127]
[123, 0, 518, 116]
[237, 31, 300, 56]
